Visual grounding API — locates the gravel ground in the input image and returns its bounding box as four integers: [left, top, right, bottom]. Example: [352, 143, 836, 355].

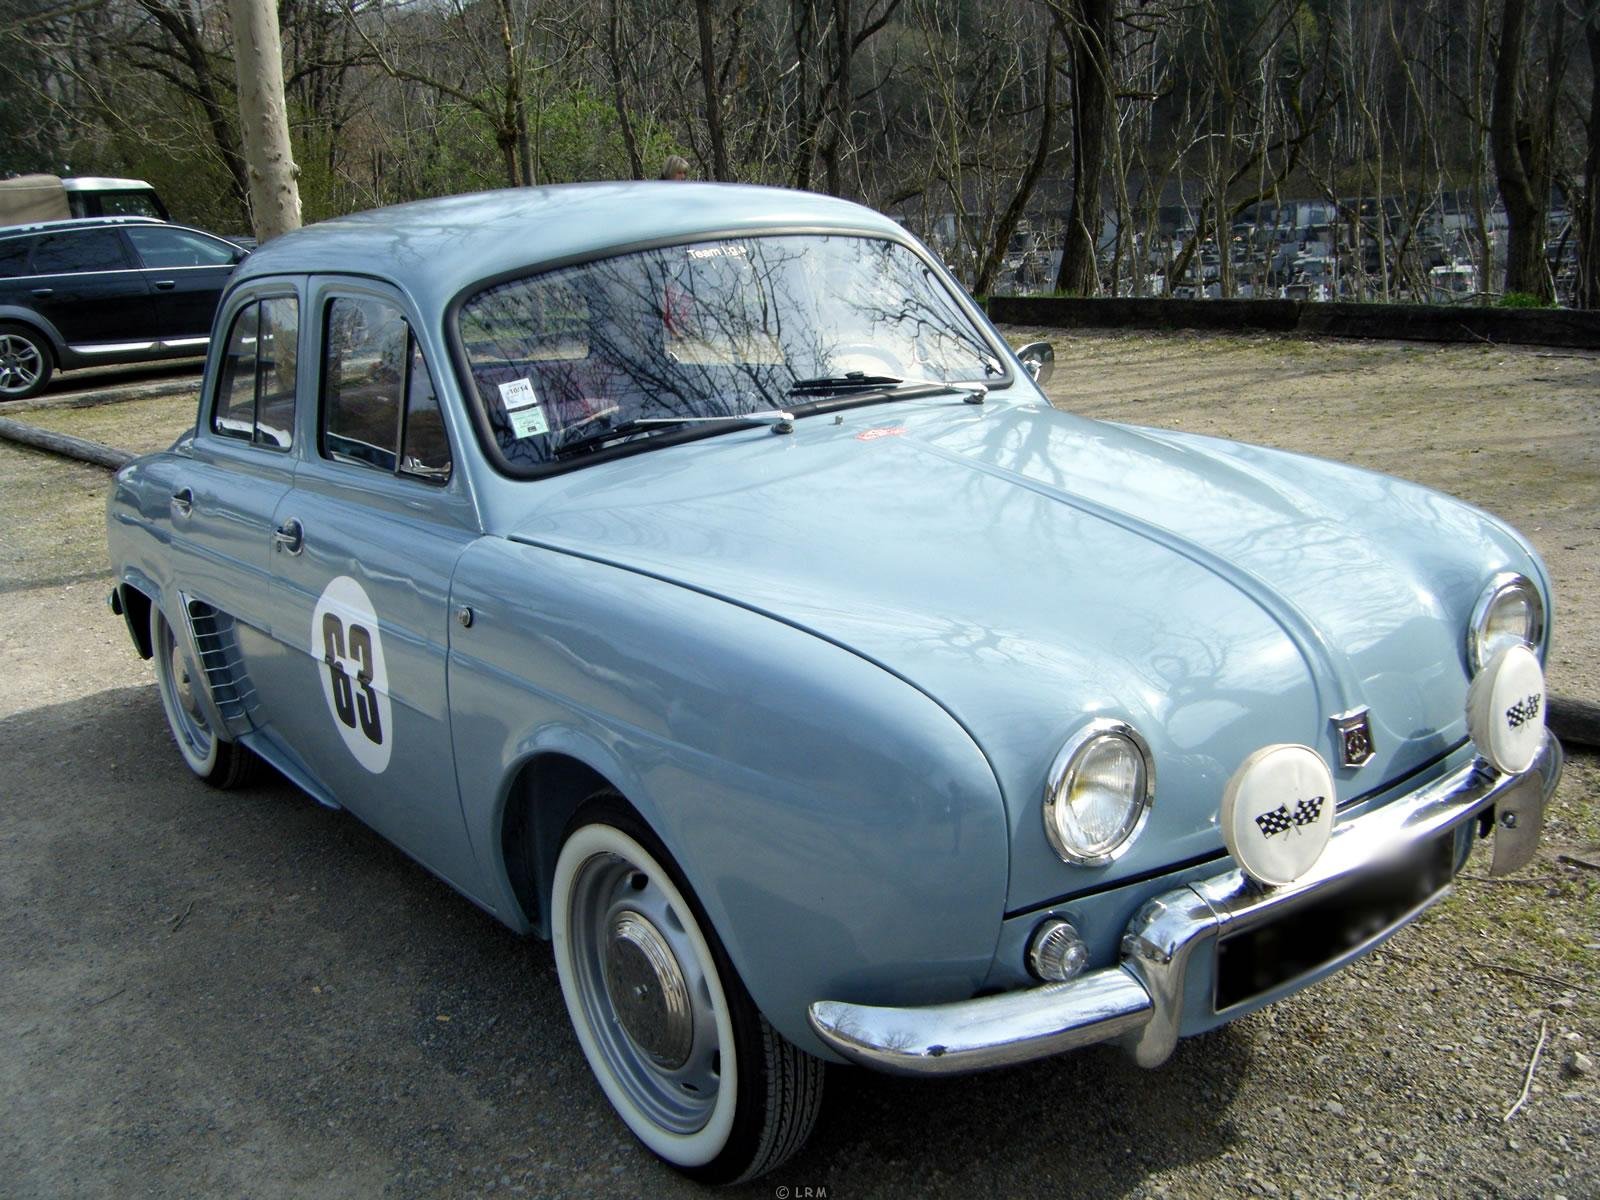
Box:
[0, 331, 1594, 1199]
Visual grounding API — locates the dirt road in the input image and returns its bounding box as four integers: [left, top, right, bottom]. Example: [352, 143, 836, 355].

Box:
[1, 331, 1594, 1199]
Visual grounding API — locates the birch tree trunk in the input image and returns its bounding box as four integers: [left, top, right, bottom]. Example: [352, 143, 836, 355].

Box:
[229, 0, 301, 242]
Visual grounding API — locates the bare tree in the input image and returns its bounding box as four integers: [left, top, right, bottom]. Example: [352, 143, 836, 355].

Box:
[1492, 0, 1566, 299]
[1053, 0, 1114, 295]
[1577, 2, 1600, 307]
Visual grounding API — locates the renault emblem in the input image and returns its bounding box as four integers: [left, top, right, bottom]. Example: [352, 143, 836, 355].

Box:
[1331, 708, 1375, 768]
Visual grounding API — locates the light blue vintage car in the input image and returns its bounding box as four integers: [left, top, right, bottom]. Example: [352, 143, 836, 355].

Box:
[107, 184, 1563, 1183]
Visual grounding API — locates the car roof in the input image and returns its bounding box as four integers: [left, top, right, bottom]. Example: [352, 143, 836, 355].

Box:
[231, 182, 910, 314]
[0, 215, 166, 238]
[60, 177, 159, 192]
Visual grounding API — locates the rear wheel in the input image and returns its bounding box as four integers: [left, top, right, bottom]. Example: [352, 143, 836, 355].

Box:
[149, 603, 255, 788]
[551, 798, 824, 1183]
[0, 323, 51, 400]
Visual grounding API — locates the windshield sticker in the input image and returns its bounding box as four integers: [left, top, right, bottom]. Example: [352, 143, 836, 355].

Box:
[499, 377, 550, 439]
[855, 426, 906, 442]
[311, 575, 393, 774]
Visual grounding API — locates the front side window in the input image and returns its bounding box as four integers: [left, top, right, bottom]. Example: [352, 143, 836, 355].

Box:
[322, 296, 452, 483]
[127, 226, 238, 269]
[29, 230, 130, 274]
[212, 296, 299, 448]
[457, 234, 1001, 472]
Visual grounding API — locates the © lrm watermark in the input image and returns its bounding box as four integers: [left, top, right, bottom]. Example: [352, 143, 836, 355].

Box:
[773, 1186, 829, 1200]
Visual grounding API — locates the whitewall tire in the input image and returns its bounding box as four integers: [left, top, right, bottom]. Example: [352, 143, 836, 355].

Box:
[550, 798, 823, 1182]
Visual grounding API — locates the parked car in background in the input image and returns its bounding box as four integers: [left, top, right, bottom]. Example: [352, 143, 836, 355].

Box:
[0, 215, 246, 399]
[0, 174, 171, 225]
[107, 184, 1561, 1183]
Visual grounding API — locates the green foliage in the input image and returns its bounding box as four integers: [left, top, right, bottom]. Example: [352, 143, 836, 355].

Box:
[1496, 291, 1555, 309]
[110, 139, 245, 233]
[532, 87, 676, 184]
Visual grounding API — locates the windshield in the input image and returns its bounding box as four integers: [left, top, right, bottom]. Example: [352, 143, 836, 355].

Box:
[457, 234, 1001, 470]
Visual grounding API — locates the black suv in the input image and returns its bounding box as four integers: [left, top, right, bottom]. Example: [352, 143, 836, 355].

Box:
[0, 216, 246, 400]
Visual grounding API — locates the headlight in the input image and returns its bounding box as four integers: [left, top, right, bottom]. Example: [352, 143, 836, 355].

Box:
[1468, 573, 1545, 672]
[1043, 720, 1154, 865]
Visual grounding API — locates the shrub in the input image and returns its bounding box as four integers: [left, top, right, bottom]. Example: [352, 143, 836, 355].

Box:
[1496, 291, 1555, 309]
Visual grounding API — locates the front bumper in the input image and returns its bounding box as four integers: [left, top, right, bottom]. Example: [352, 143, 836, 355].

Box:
[807, 733, 1563, 1075]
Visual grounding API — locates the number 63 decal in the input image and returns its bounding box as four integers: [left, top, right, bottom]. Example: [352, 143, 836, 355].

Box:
[323, 613, 382, 744]
[310, 575, 394, 773]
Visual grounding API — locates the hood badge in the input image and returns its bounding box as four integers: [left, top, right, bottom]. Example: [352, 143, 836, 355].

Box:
[1332, 708, 1375, 768]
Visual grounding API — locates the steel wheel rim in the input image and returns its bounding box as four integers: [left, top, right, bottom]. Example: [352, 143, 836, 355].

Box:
[0, 335, 42, 396]
[156, 615, 215, 764]
[566, 849, 723, 1134]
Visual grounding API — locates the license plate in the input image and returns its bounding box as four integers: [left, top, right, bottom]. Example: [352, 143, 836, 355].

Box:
[1214, 831, 1456, 1012]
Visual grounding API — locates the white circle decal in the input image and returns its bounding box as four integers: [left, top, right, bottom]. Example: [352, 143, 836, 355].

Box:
[1467, 644, 1545, 775]
[1221, 744, 1336, 887]
[310, 575, 393, 774]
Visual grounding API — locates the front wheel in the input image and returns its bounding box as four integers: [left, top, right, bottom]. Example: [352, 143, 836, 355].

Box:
[149, 602, 256, 788]
[551, 800, 823, 1183]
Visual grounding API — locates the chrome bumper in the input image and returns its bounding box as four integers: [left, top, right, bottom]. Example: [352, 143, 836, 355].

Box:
[808, 734, 1563, 1075]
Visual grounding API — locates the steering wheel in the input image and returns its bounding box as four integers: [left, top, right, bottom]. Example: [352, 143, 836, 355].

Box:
[825, 343, 904, 377]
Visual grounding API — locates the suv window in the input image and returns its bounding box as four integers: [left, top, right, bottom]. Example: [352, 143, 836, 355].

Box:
[322, 296, 452, 483]
[92, 192, 165, 220]
[127, 226, 237, 269]
[0, 238, 32, 278]
[29, 230, 131, 274]
[213, 296, 299, 449]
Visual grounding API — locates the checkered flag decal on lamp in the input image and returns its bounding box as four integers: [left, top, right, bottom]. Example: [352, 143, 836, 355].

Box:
[1254, 806, 1294, 837]
[1254, 795, 1325, 839]
[1295, 796, 1324, 826]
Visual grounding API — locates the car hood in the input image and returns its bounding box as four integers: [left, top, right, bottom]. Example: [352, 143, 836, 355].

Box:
[500, 395, 1541, 908]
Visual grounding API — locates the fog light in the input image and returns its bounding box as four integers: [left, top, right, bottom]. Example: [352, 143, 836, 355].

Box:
[1027, 918, 1089, 982]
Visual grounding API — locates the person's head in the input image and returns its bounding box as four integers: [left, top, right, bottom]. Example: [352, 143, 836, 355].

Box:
[661, 155, 691, 181]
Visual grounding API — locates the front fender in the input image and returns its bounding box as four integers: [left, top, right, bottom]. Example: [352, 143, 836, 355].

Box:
[447, 537, 1011, 1059]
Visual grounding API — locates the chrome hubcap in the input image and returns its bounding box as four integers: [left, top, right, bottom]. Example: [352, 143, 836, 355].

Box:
[169, 640, 198, 717]
[605, 909, 694, 1068]
[567, 851, 723, 1134]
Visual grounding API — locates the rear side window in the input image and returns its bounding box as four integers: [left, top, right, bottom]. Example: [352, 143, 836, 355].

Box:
[0, 238, 32, 278]
[29, 230, 130, 274]
[93, 192, 165, 219]
[127, 226, 237, 269]
[213, 296, 299, 449]
[322, 296, 451, 483]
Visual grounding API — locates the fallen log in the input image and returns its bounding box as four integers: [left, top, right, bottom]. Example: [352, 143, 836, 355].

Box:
[0, 416, 133, 471]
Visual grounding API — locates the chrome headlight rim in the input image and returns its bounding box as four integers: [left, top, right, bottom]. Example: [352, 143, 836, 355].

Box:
[1042, 718, 1155, 867]
[1468, 572, 1545, 673]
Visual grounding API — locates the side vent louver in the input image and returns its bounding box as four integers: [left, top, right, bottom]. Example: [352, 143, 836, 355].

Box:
[184, 599, 259, 733]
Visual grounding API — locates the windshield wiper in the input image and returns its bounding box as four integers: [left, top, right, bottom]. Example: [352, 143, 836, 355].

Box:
[554, 408, 795, 459]
[787, 372, 904, 397]
[634, 408, 795, 429]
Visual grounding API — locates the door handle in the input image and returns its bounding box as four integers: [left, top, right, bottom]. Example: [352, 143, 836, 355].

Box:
[272, 518, 304, 555]
[30, 288, 52, 298]
[170, 487, 193, 517]
[153, 280, 177, 291]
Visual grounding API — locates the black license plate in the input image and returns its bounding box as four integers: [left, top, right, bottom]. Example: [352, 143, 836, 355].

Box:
[1214, 832, 1456, 1012]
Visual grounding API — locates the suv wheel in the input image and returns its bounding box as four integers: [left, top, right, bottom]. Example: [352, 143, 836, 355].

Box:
[0, 323, 52, 400]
